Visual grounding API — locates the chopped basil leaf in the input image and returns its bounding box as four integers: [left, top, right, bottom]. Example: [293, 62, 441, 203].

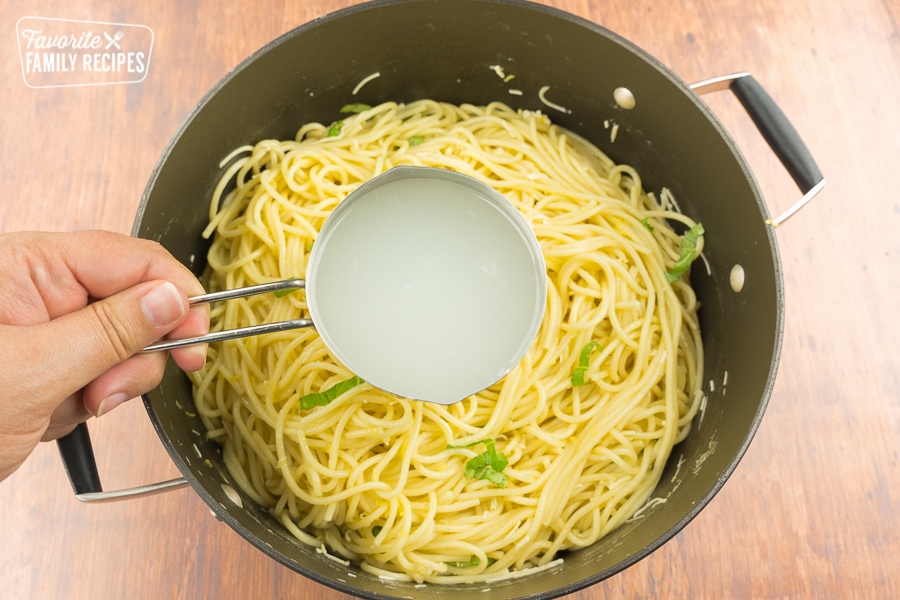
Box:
[340, 103, 371, 114]
[446, 555, 480, 568]
[300, 376, 364, 410]
[468, 461, 508, 487]
[372, 525, 383, 536]
[571, 341, 601, 387]
[665, 223, 705, 283]
[408, 135, 425, 146]
[641, 217, 654, 232]
[447, 439, 509, 488]
[326, 120, 344, 137]
[273, 289, 295, 298]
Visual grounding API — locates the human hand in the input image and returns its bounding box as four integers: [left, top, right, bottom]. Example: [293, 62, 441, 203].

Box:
[0, 230, 209, 481]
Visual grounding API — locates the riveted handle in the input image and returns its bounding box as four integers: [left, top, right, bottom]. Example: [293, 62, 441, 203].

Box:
[691, 72, 826, 226]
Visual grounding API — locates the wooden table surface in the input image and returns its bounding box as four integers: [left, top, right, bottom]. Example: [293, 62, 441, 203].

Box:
[2, 0, 898, 598]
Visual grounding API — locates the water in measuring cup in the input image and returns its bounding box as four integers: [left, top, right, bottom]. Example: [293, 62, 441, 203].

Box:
[308, 173, 545, 404]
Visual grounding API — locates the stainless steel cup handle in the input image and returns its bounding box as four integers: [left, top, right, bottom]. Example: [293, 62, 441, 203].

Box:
[187, 278, 306, 305]
[142, 278, 310, 352]
[142, 318, 314, 352]
[690, 72, 826, 226]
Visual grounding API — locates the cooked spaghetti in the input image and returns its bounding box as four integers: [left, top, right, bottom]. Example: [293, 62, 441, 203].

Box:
[189, 100, 704, 583]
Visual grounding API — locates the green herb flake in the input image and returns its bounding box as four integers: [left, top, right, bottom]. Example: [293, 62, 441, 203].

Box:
[326, 120, 344, 137]
[300, 376, 364, 410]
[273, 289, 295, 298]
[408, 135, 425, 146]
[446, 555, 481, 568]
[641, 217, 654, 232]
[448, 439, 509, 488]
[372, 525, 383, 536]
[665, 223, 705, 283]
[571, 341, 601, 387]
[340, 103, 371, 114]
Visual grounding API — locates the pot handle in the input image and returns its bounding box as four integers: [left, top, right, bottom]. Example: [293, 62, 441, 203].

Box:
[690, 72, 826, 226]
[57, 422, 189, 503]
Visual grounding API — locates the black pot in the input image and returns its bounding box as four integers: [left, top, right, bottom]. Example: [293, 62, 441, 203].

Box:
[58, 1, 822, 598]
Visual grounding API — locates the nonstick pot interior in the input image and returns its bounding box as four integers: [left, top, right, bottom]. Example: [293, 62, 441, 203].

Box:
[135, 1, 782, 598]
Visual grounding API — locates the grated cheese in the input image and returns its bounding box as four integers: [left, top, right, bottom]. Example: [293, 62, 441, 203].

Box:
[485, 558, 564, 582]
[537, 86, 572, 114]
[698, 393, 708, 428]
[352, 71, 381, 95]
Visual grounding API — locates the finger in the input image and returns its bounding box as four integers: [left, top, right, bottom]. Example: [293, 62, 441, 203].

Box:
[44, 393, 90, 441]
[81, 352, 168, 417]
[10, 231, 206, 323]
[41, 422, 79, 442]
[12, 279, 189, 418]
[165, 304, 210, 372]
[55, 231, 207, 302]
[60, 231, 212, 370]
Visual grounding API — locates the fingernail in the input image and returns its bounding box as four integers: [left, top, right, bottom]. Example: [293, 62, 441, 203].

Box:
[179, 344, 209, 370]
[141, 281, 186, 327]
[97, 392, 128, 417]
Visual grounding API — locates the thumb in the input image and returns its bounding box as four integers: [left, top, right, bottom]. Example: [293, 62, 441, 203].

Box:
[34, 280, 188, 408]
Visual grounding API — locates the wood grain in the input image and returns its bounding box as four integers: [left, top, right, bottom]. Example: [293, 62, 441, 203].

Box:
[1, 0, 898, 598]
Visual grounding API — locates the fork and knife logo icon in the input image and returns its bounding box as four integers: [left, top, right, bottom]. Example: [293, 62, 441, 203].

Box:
[104, 31, 124, 49]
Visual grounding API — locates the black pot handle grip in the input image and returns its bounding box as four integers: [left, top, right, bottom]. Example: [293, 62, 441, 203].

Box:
[729, 75, 823, 194]
[56, 422, 102, 495]
[691, 73, 826, 225]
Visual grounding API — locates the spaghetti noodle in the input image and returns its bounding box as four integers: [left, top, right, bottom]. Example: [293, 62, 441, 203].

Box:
[189, 100, 704, 583]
